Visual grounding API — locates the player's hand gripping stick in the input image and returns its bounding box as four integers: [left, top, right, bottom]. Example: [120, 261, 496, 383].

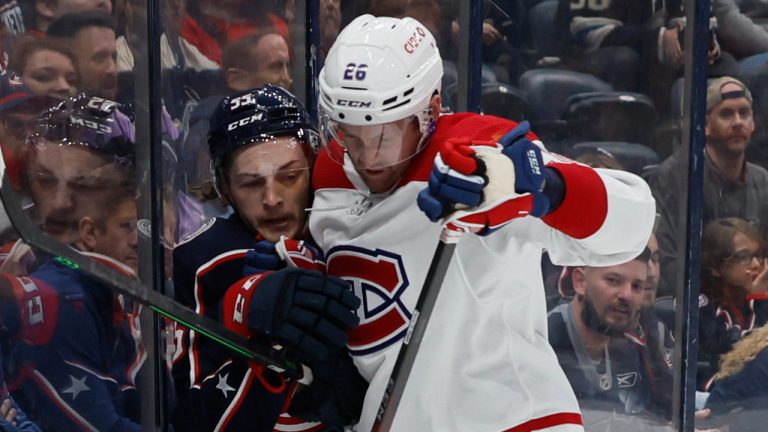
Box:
[374, 123, 542, 431]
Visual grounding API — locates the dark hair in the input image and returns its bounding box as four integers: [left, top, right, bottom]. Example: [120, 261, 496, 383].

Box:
[8, 36, 76, 76]
[46, 10, 115, 39]
[92, 187, 137, 232]
[701, 217, 766, 302]
[222, 30, 285, 72]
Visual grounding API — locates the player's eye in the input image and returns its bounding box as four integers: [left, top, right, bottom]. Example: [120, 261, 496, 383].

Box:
[239, 176, 266, 189]
[32, 171, 57, 187]
[275, 168, 308, 184]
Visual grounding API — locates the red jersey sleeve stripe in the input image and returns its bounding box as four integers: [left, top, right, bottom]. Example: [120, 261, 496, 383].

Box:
[542, 162, 608, 239]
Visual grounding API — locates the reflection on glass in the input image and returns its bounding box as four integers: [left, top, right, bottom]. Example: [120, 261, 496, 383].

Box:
[0, 92, 144, 430]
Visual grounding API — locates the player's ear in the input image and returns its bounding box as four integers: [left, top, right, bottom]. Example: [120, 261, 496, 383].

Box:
[429, 93, 441, 118]
[78, 217, 98, 252]
[225, 68, 248, 92]
[704, 116, 711, 137]
[571, 267, 587, 296]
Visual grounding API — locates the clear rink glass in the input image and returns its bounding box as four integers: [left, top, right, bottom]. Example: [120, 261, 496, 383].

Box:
[0, 0, 763, 431]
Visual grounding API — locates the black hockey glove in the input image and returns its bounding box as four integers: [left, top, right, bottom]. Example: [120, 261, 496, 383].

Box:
[224, 267, 360, 363]
[288, 349, 368, 426]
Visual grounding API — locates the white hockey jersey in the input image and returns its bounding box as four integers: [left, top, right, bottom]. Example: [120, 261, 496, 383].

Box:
[309, 114, 656, 432]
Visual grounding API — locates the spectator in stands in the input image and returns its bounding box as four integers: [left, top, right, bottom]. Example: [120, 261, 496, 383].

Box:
[548, 248, 659, 427]
[554, 0, 675, 91]
[46, 11, 117, 100]
[223, 30, 292, 92]
[30, 0, 111, 36]
[8, 36, 77, 99]
[0, 0, 26, 39]
[116, 0, 218, 72]
[0, 74, 56, 190]
[649, 77, 768, 298]
[698, 217, 768, 389]
[555, 0, 734, 114]
[181, 31, 296, 216]
[180, 0, 288, 66]
[701, 322, 768, 431]
[319, 0, 341, 63]
[630, 232, 676, 419]
[1, 93, 144, 431]
[713, 0, 768, 60]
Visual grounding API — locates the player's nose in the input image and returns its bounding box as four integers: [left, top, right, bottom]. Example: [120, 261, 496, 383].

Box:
[262, 180, 284, 207]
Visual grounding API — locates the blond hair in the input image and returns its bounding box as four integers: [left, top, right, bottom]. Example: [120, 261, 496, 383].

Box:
[715, 324, 768, 380]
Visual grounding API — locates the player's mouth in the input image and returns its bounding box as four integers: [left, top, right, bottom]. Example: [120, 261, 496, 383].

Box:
[43, 217, 72, 235]
[261, 217, 293, 231]
[609, 306, 631, 317]
[363, 168, 387, 176]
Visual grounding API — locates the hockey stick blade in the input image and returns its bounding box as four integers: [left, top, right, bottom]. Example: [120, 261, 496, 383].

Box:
[0, 175, 302, 379]
[372, 232, 458, 431]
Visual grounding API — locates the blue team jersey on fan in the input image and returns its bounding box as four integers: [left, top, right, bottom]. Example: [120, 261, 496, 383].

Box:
[7, 255, 144, 432]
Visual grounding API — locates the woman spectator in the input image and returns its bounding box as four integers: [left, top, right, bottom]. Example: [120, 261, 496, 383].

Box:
[8, 36, 77, 99]
[702, 323, 768, 431]
[698, 217, 768, 389]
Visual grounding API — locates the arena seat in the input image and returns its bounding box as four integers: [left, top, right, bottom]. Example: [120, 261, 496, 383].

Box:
[568, 141, 660, 176]
[562, 91, 657, 146]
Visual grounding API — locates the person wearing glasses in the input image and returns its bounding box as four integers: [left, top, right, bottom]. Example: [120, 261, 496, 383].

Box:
[698, 217, 768, 390]
[650, 77, 768, 299]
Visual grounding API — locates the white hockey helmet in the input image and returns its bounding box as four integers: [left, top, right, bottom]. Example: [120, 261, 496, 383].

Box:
[318, 15, 443, 168]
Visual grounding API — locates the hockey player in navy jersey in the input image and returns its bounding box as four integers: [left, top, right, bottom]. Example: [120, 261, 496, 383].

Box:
[313, 15, 656, 431]
[172, 85, 365, 432]
[1, 95, 145, 431]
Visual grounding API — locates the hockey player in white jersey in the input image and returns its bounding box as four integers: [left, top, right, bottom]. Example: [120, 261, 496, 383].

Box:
[312, 14, 656, 432]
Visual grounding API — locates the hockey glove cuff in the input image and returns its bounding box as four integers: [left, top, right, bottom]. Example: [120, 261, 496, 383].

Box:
[222, 268, 360, 363]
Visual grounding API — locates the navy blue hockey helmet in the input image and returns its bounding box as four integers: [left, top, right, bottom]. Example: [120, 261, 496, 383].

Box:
[207, 85, 319, 164]
[29, 92, 134, 167]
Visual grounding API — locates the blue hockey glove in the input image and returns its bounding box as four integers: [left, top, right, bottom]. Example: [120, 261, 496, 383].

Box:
[417, 121, 563, 234]
[223, 268, 360, 363]
[243, 240, 284, 276]
[244, 238, 325, 276]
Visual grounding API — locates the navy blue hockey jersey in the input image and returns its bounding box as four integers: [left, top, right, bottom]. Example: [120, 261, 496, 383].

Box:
[172, 215, 297, 432]
[5, 253, 144, 432]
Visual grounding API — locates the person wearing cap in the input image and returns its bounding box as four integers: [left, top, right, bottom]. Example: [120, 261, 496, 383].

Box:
[171, 85, 364, 432]
[0, 73, 57, 188]
[649, 76, 768, 298]
[548, 249, 659, 428]
[0, 73, 57, 276]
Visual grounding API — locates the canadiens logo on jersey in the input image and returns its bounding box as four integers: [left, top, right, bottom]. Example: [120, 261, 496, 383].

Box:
[327, 245, 411, 355]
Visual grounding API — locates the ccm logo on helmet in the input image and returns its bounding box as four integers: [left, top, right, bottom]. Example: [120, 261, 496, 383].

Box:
[69, 115, 112, 133]
[404, 27, 427, 53]
[337, 99, 372, 108]
[228, 112, 264, 131]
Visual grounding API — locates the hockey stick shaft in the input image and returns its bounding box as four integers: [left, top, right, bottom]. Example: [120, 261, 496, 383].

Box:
[371, 232, 458, 431]
[0, 176, 302, 378]
[371, 124, 526, 430]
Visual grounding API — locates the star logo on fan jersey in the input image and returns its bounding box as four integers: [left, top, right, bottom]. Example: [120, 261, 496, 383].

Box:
[216, 373, 236, 398]
[62, 375, 89, 400]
